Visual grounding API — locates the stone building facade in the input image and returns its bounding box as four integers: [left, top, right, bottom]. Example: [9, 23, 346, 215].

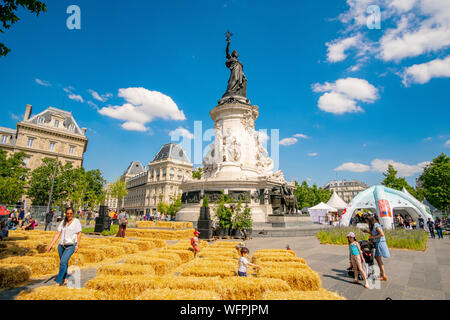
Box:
[120, 143, 193, 215]
[0, 105, 88, 171]
[323, 179, 370, 203]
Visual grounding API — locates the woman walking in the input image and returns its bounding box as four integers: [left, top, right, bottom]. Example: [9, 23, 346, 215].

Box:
[435, 217, 444, 239]
[363, 215, 390, 281]
[46, 207, 82, 286]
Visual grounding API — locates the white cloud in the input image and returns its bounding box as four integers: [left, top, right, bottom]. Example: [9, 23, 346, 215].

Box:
[87, 101, 99, 110]
[370, 159, 429, 176]
[445, 139, 450, 147]
[98, 87, 186, 132]
[313, 78, 379, 114]
[422, 137, 432, 141]
[89, 89, 113, 102]
[293, 133, 309, 139]
[335, 158, 429, 176]
[326, 35, 361, 62]
[402, 55, 450, 86]
[121, 122, 148, 132]
[334, 162, 371, 172]
[308, 153, 318, 157]
[9, 113, 21, 121]
[169, 127, 194, 140]
[68, 94, 84, 103]
[35, 78, 51, 86]
[279, 137, 298, 146]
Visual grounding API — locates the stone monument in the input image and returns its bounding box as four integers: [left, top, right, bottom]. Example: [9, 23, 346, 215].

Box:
[176, 32, 298, 228]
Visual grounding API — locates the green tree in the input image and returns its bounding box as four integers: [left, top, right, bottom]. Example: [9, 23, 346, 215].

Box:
[167, 195, 182, 217]
[232, 197, 252, 232]
[108, 178, 128, 210]
[381, 164, 422, 199]
[0, 150, 29, 204]
[27, 158, 60, 205]
[294, 180, 331, 209]
[0, 0, 47, 57]
[192, 167, 202, 180]
[214, 193, 233, 230]
[419, 153, 450, 213]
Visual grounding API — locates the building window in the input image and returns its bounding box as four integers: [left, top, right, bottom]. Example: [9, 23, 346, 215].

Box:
[27, 138, 34, 147]
[38, 117, 45, 124]
[69, 124, 75, 132]
[54, 120, 60, 128]
[163, 169, 167, 178]
[49, 142, 56, 151]
[69, 146, 75, 155]
[1, 135, 7, 144]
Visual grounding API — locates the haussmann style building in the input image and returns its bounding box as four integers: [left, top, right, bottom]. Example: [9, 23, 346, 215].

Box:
[323, 179, 370, 204]
[0, 105, 88, 171]
[119, 143, 193, 216]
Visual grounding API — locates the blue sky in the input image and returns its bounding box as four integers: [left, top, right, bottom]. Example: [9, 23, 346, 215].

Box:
[0, 0, 449, 187]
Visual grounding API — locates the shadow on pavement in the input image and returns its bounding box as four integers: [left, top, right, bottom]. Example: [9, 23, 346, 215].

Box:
[322, 268, 356, 284]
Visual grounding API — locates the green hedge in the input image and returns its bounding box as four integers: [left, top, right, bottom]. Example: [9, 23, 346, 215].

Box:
[316, 227, 428, 251]
[82, 224, 119, 236]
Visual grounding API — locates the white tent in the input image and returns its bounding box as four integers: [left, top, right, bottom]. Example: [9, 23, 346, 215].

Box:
[326, 191, 348, 210]
[402, 187, 413, 197]
[308, 202, 337, 224]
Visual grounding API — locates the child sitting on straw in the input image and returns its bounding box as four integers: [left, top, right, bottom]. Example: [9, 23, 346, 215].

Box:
[238, 247, 260, 277]
[347, 232, 369, 288]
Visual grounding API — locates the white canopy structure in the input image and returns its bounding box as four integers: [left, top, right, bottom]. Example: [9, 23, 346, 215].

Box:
[326, 191, 348, 210]
[308, 202, 337, 224]
[340, 185, 434, 230]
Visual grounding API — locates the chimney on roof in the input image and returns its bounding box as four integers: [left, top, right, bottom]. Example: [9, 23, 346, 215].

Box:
[24, 104, 32, 121]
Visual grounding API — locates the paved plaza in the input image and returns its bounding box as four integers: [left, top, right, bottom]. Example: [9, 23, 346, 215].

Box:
[246, 235, 450, 300]
[1, 234, 448, 300]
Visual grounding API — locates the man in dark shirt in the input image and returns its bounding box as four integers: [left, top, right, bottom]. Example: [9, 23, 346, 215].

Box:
[427, 218, 435, 238]
[45, 209, 55, 231]
[418, 215, 425, 229]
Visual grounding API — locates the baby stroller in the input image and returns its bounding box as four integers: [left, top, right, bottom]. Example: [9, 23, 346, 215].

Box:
[347, 239, 375, 280]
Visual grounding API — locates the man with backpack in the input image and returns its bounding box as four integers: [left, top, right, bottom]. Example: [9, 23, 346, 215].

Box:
[427, 218, 435, 238]
[117, 209, 129, 238]
[418, 215, 425, 230]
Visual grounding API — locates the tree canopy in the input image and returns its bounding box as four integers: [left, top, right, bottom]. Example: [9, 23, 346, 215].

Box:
[0, 149, 29, 204]
[418, 153, 450, 213]
[294, 180, 332, 209]
[0, 0, 47, 57]
[381, 164, 424, 201]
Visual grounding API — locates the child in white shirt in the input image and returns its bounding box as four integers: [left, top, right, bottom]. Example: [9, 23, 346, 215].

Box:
[238, 247, 260, 277]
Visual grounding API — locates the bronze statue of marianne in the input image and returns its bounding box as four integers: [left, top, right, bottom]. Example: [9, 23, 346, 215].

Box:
[222, 31, 247, 99]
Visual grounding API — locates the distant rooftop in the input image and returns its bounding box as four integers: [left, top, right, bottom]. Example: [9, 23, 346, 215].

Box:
[152, 143, 191, 163]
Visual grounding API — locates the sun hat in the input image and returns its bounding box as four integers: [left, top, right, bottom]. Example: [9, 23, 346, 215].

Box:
[194, 230, 200, 235]
[346, 232, 356, 238]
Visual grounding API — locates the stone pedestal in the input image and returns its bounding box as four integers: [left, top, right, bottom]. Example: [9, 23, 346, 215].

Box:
[267, 214, 304, 228]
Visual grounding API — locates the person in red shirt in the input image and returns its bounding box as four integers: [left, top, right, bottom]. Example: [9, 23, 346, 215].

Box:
[191, 230, 200, 257]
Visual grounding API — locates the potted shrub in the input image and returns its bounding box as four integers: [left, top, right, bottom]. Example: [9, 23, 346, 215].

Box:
[214, 193, 233, 237]
[232, 198, 252, 239]
[200, 196, 210, 220]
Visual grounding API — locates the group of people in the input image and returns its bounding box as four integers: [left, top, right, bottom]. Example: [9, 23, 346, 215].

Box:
[140, 211, 172, 222]
[347, 215, 390, 288]
[0, 208, 39, 239]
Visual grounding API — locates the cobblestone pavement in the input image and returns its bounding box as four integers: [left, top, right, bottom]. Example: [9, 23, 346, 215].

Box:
[244, 235, 450, 300]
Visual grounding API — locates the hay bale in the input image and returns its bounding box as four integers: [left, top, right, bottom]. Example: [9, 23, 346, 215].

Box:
[77, 248, 107, 263]
[0, 256, 58, 278]
[0, 246, 32, 258]
[0, 264, 32, 288]
[135, 221, 155, 228]
[140, 251, 183, 265]
[40, 251, 86, 267]
[109, 242, 139, 254]
[257, 267, 321, 291]
[181, 267, 236, 278]
[88, 245, 126, 258]
[252, 255, 306, 264]
[158, 249, 194, 263]
[97, 263, 155, 276]
[210, 241, 243, 248]
[156, 276, 222, 291]
[253, 249, 296, 257]
[85, 275, 160, 300]
[183, 222, 193, 229]
[124, 256, 176, 275]
[262, 288, 346, 300]
[126, 240, 155, 251]
[257, 261, 310, 270]
[137, 288, 220, 300]
[217, 277, 291, 300]
[15, 285, 107, 300]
